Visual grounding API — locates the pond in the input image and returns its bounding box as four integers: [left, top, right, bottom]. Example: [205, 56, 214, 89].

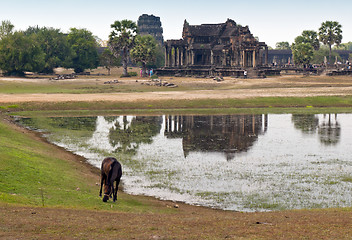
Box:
[18, 113, 352, 211]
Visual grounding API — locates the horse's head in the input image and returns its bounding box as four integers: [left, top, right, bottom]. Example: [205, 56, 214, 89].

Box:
[103, 184, 111, 202]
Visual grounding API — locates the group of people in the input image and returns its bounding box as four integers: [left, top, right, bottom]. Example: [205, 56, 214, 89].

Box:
[140, 68, 154, 77]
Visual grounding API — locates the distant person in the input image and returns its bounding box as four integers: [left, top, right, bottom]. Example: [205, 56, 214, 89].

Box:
[150, 69, 153, 77]
[244, 70, 247, 79]
[140, 69, 143, 77]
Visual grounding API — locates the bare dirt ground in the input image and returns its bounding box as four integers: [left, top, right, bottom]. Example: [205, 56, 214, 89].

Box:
[1, 74, 352, 103]
[2, 202, 352, 239]
[1, 73, 352, 239]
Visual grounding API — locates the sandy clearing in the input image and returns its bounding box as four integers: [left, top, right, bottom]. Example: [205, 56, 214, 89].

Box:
[1, 86, 352, 103]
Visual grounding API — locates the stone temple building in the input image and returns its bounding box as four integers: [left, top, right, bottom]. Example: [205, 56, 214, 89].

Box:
[157, 19, 269, 77]
[137, 14, 164, 46]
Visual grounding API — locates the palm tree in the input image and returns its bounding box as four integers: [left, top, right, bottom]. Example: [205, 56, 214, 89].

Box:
[109, 20, 138, 77]
[318, 21, 342, 62]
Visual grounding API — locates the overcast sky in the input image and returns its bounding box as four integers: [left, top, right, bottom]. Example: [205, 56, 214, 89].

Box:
[2, 0, 351, 48]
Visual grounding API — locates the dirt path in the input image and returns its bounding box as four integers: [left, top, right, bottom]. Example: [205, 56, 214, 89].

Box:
[1, 86, 352, 103]
[1, 75, 352, 103]
[2, 203, 352, 239]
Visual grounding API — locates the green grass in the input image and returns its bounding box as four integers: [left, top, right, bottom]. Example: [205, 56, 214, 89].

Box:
[3, 96, 352, 118]
[0, 79, 203, 94]
[0, 118, 174, 213]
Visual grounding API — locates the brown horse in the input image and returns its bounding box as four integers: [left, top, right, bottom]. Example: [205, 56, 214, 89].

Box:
[99, 157, 122, 202]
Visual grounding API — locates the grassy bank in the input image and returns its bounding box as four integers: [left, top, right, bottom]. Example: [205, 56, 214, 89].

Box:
[0, 117, 175, 214]
[2, 73, 352, 238]
[1, 115, 352, 239]
[2, 96, 352, 117]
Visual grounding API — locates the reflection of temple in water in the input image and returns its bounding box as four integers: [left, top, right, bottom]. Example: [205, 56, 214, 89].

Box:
[164, 115, 268, 160]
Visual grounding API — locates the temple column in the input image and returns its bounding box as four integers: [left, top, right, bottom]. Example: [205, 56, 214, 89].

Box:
[175, 47, 178, 67]
[174, 48, 177, 67]
[169, 47, 173, 67]
[258, 48, 263, 66]
[170, 47, 174, 67]
[178, 48, 182, 66]
[187, 50, 190, 65]
[165, 46, 169, 67]
[210, 50, 214, 66]
[184, 50, 188, 66]
[191, 50, 195, 65]
[253, 50, 256, 68]
[242, 51, 245, 67]
[223, 50, 226, 66]
[173, 48, 176, 67]
[175, 48, 179, 67]
[265, 46, 268, 66]
[167, 47, 172, 67]
[180, 48, 184, 66]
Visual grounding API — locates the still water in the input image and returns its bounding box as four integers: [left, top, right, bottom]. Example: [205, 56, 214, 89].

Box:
[19, 114, 352, 211]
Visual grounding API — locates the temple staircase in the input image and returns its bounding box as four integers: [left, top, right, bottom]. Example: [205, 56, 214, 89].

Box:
[246, 68, 258, 78]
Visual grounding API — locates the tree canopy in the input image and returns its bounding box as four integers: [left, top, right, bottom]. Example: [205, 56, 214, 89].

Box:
[0, 32, 45, 75]
[130, 35, 157, 76]
[291, 40, 314, 66]
[0, 20, 14, 40]
[275, 41, 290, 50]
[313, 46, 341, 65]
[67, 28, 100, 73]
[100, 48, 121, 75]
[109, 20, 138, 77]
[25, 27, 73, 73]
[334, 41, 352, 51]
[301, 30, 320, 51]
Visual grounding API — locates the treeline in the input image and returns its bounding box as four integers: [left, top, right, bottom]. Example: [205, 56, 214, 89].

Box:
[0, 20, 100, 75]
[0, 19, 163, 76]
[275, 21, 351, 66]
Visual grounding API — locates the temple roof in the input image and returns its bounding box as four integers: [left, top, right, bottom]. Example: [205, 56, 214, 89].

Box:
[186, 24, 225, 37]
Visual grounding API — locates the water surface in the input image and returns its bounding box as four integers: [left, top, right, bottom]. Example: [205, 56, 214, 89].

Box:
[19, 114, 352, 211]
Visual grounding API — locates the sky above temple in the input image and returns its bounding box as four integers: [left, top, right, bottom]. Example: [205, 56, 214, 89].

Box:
[2, 0, 351, 48]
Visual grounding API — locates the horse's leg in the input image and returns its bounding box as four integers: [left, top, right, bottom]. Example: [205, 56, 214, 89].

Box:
[111, 181, 115, 202]
[114, 177, 121, 202]
[99, 174, 104, 197]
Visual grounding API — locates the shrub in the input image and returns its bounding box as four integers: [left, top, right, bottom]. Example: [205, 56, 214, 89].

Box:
[120, 72, 137, 78]
[150, 74, 158, 79]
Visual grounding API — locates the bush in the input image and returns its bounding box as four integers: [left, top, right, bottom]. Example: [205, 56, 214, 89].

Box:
[120, 72, 137, 77]
[150, 74, 158, 79]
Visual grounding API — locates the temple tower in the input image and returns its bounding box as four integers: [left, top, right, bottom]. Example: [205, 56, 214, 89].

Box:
[137, 14, 164, 46]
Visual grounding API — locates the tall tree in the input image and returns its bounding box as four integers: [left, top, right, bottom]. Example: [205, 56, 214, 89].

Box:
[67, 28, 99, 73]
[294, 31, 320, 51]
[100, 48, 121, 75]
[301, 30, 320, 50]
[26, 27, 73, 73]
[0, 20, 14, 39]
[275, 41, 290, 50]
[0, 32, 45, 75]
[319, 21, 342, 61]
[130, 35, 157, 76]
[109, 20, 138, 77]
[291, 39, 314, 66]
